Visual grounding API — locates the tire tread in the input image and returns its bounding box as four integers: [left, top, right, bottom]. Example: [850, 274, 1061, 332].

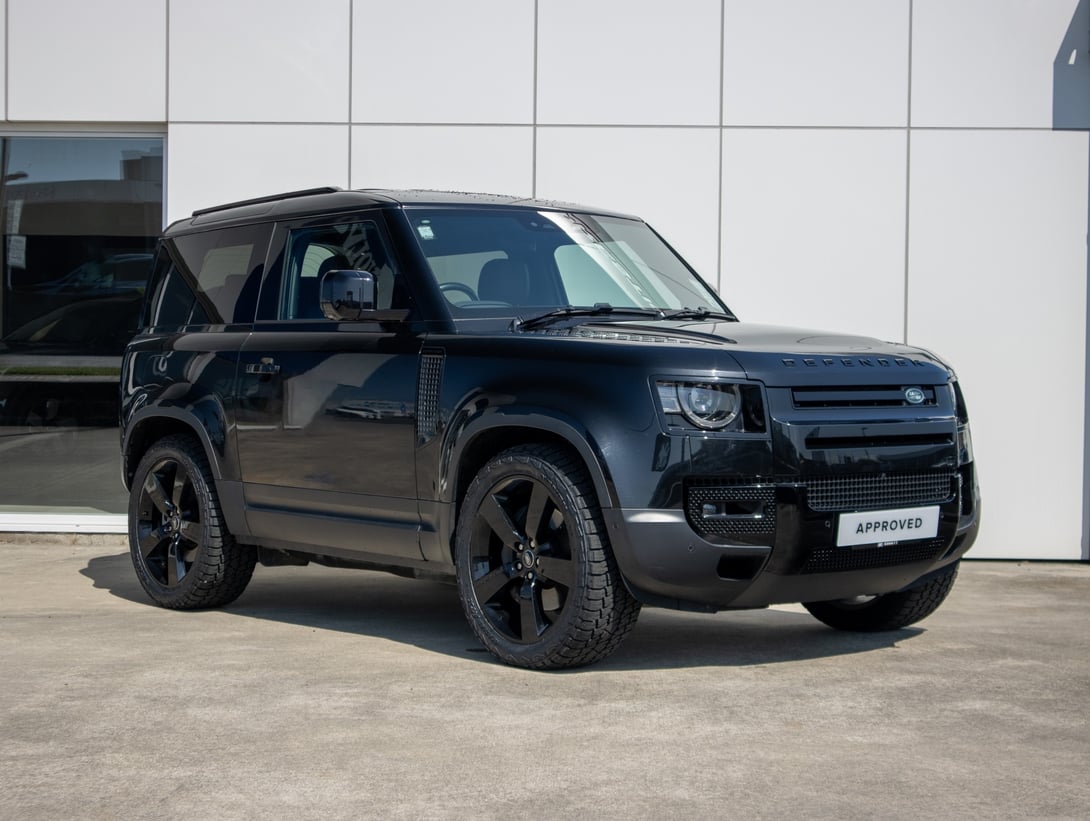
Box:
[803, 563, 959, 632]
[129, 434, 256, 610]
[457, 443, 640, 669]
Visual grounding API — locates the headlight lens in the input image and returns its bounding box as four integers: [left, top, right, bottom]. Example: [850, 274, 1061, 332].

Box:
[657, 381, 763, 432]
[679, 383, 740, 428]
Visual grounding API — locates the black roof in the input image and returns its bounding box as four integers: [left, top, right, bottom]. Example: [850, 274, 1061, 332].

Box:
[169, 187, 638, 234]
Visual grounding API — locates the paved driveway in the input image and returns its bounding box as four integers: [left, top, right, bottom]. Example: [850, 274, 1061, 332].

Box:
[2, 539, 1088, 820]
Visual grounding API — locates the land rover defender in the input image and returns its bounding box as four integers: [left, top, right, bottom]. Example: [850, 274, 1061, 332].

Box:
[121, 187, 979, 669]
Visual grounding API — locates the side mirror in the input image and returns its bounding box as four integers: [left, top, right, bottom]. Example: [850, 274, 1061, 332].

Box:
[320, 269, 375, 321]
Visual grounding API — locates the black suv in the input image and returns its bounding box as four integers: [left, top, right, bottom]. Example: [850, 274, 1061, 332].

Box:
[121, 187, 979, 669]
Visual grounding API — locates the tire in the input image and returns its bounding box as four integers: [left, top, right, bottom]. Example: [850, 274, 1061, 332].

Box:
[129, 434, 256, 609]
[803, 562, 959, 632]
[456, 444, 641, 669]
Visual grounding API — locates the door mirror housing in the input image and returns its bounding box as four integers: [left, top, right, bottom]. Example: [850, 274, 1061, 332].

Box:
[320, 269, 375, 321]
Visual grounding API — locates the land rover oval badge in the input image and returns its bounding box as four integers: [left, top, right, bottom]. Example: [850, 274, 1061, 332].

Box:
[904, 387, 926, 405]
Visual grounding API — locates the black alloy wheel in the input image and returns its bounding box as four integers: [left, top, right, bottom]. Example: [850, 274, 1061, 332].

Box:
[136, 454, 202, 587]
[456, 444, 640, 669]
[129, 435, 255, 609]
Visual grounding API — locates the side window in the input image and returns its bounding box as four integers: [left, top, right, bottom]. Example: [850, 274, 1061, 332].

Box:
[151, 225, 269, 327]
[144, 244, 196, 328]
[279, 219, 407, 320]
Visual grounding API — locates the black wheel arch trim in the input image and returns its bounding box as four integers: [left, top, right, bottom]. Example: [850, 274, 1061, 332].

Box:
[441, 407, 619, 513]
[123, 406, 251, 539]
[123, 405, 228, 490]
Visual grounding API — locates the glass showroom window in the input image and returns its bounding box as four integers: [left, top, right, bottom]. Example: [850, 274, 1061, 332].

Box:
[0, 136, 163, 527]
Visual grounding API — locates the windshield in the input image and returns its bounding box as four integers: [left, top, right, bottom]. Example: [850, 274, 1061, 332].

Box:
[407, 208, 728, 319]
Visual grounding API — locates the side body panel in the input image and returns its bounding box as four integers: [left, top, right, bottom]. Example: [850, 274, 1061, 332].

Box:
[235, 324, 424, 559]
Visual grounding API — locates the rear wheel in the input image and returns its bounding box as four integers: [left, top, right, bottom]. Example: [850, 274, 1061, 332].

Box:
[129, 434, 256, 609]
[456, 444, 640, 669]
[803, 562, 959, 632]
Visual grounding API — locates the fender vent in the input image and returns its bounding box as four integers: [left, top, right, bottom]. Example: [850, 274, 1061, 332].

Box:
[416, 351, 444, 443]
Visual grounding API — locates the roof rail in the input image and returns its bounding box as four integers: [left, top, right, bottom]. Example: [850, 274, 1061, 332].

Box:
[191, 186, 343, 217]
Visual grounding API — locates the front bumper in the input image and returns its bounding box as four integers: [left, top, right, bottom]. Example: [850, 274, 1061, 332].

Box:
[603, 477, 980, 612]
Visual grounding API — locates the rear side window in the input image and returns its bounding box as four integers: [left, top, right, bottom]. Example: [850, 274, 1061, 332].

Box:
[144, 225, 270, 328]
[143, 245, 194, 328]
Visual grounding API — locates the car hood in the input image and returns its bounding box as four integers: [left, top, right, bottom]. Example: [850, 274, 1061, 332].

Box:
[592, 319, 954, 387]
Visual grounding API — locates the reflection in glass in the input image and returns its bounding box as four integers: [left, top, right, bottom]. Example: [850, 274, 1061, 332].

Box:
[0, 137, 163, 515]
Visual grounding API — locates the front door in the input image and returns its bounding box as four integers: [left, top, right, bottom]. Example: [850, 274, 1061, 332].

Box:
[235, 212, 424, 559]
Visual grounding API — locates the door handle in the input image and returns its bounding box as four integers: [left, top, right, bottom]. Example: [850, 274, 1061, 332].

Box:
[245, 359, 280, 375]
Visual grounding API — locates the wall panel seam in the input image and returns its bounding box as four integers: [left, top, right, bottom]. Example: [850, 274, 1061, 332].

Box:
[717, 0, 725, 293]
[904, 0, 914, 344]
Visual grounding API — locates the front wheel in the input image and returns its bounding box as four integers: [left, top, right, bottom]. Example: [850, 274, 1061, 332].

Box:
[803, 562, 959, 632]
[129, 434, 256, 609]
[456, 444, 641, 669]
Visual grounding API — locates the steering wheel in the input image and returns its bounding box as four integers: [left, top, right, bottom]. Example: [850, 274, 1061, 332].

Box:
[440, 282, 478, 302]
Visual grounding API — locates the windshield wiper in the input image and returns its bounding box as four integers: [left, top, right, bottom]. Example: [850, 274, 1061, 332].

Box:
[512, 303, 666, 331]
[663, 307, 737, 322]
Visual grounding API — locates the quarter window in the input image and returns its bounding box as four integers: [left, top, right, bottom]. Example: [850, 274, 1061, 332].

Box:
[148, 225, 269, 327]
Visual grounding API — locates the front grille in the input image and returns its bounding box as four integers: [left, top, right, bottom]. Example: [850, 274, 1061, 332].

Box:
[799, 539, 948, 574]
[804, 472, 955, 512]
[791, 385, 938, 409]
[686, 485, 776, 538]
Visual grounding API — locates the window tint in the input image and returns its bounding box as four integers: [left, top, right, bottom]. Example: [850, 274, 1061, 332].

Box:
[279, 219, 406, 320]
[144, 245, 194, 328]
[150, 225, 269, 327]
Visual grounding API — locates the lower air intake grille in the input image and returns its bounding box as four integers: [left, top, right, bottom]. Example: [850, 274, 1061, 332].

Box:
[805, 472, 955, 512]
[686, 485, 776, 538]
[799, 539, 948, 574]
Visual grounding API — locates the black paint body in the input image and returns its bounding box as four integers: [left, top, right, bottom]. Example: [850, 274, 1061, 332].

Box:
[121, 189, 979, 612]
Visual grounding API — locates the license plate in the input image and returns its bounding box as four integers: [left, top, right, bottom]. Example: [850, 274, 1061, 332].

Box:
[836, 506, 940, 547]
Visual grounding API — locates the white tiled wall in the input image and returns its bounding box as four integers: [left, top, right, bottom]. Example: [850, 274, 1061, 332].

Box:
[537, 0, 722, 125]
[167, 124, 350, 220]
[352, 0, 535, 124]
[168, 0, 350, 123]
[721, 128, 908, 341]
[8, 0, 166, 122]
[1, 0, 1087, 558]
[350, 125, 533, 194]
[0, 3, 6, 119]
[723, 0, 911, 127]
[912, 0, 1088, 129]
[907, 129, 1090, 558]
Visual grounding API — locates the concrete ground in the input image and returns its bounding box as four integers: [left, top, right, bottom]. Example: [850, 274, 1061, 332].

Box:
[1, 538, 1087, 821]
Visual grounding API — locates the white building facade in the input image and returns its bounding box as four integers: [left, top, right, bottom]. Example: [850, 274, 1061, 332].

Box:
[0, 0, 1086, 560]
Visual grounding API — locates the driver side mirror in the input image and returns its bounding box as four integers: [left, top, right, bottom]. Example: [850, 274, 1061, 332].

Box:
[320, 269, 375, 321]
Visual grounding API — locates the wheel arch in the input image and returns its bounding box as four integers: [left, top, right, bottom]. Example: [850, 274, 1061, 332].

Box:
[443, 412, 618, 563]
[122, 408, 224, 492]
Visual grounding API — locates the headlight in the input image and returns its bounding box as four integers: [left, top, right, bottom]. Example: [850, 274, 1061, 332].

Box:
[679, 383, 740, 429]
[952, 381, 973, 464]
[657, 381, 765, 432]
